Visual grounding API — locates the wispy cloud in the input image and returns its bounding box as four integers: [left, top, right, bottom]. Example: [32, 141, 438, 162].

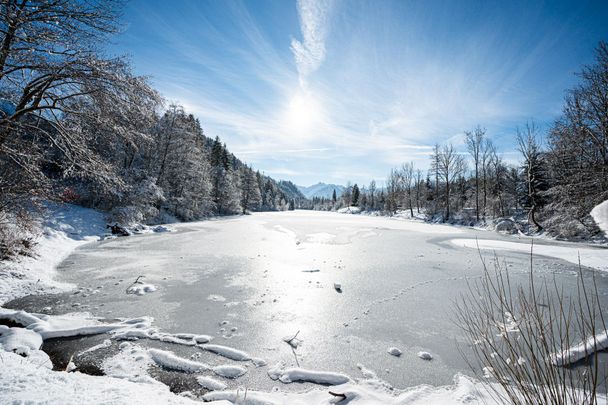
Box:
[291, 0, 334, 87]
[116, 0, 607, 186]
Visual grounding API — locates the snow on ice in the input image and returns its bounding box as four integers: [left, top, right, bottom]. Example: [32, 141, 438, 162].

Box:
[387, 347, 402, 357]
[127, 283, 157, 296]
[549, 329, 608, 366]
[268, 362, 351, 385]
[196, 376, 227, 391]
[451, 238, 608, 272]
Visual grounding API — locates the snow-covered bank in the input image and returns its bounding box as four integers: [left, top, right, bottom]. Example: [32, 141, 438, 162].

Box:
[0, 203, 175, 305]
[591, 200, 608, 237]
[0, 347, 512, 405]
[451, 238, 608, 272]
[0, 203, 107, 304]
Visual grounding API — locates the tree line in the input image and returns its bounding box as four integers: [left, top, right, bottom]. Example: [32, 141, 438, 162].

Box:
[0, 0, 299, 258]
[309, 42, 608, 240]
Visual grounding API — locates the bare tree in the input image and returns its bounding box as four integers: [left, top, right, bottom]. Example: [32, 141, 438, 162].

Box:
[415, 168, 422, 213]
[368, 180, 376, 210]
[400, 162, 415, 217]
[436, 144, 466, 220]
[466, 126, 486, 221]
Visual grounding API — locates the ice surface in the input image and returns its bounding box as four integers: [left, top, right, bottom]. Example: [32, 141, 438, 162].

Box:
[212, 364, 248, 379]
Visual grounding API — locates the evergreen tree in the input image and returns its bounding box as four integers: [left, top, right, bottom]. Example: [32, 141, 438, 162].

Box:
[352, 184, 360, 206]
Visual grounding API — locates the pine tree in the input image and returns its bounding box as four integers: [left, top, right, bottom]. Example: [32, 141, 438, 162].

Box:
[352, 184, 360, 206]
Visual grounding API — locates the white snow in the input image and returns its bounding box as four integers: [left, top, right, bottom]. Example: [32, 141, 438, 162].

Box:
[0, 325, 42, 354]
[418, 351, 433, 360]
[200, 343, 252, 361]
[203, 373, 520, 405]
[0, 308, 152, 340]
[387, 347, 402, 357]
[127, 283, 157, 295]
[451, 238, 608, 272]
[0, 351, 200, 405]
[268, 362, 351, 385]
[149, 348, 210, 372]
[305, 232, 336, 243]
[0, 203, 107, 304]
[549, 329, 608, 366]
[102, 343, 157, 384]
[196, 376, 227, 391]
[338, 206, 362, 214]
[591, 200, 608, 237]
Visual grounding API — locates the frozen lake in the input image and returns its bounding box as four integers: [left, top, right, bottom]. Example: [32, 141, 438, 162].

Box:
[7, 210, 608, 392]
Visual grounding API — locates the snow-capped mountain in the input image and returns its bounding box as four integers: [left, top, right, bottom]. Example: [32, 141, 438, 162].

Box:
[297, 182, 345, 199]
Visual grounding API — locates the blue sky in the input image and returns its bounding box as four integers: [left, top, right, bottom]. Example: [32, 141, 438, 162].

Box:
[111, 0, 608, 187]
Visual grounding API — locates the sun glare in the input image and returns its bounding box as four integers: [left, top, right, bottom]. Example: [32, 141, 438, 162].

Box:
[285, 91, 322, 133]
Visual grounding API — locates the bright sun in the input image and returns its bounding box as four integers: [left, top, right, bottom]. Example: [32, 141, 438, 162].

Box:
[285, 91, 321, 133]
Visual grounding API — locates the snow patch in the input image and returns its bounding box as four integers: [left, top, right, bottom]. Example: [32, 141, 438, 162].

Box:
[387, 347, 402, 357]
[126, 283, 157, 296]
[200, 344, 252, 361]
[149, 348, 210, 372]
[549, 329, 608, 366]
[268, 362, 350, 385]
[338, 206, 362, 214]
[196, 376, 227, 391]
[451, 238, 608, 272]
[418, 351, 433, 360]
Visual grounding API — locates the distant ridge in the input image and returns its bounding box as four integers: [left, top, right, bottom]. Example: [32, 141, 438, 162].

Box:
[297, 182, 345, 199]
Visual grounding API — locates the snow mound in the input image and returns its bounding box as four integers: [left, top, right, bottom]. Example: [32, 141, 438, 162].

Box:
[268, 362, 350, 385]
[149, 348, 210, 372]
[196, 376, 227, 391]
[337, 206, 362, 214]
[591, 200, 608, 237]
[200, 344, 252, 361]
[418, 351, 433, 360]
[387, 347, 402, 357]
[0, 325, 42, 355]
[127, 284, 157, 296]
